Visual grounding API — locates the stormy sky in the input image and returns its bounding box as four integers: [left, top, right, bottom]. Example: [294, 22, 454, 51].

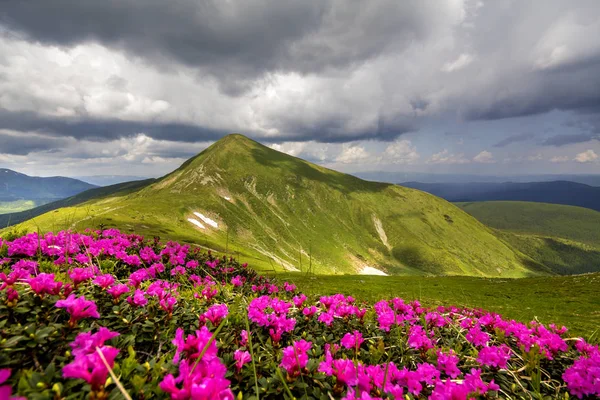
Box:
[0, 0, 599, 178]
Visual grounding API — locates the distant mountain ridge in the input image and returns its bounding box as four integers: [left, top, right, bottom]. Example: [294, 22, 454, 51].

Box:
[401, 181, 600, 212]
[0, 168, 97, 213]
[73, 175, 150, 186]
[0, 134, 544, 278]
[354, 171, 600, 186]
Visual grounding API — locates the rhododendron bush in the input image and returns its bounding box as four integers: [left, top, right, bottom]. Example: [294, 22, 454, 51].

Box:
[0, 230, 598, 399]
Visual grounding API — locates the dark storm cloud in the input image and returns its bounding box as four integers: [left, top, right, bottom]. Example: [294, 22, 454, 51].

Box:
[0, 0, 431, 92]
[0, 109, 232, 143]
[463, 56, 600, 122]
[0, 109, 412, 144]
[541, 133, 600, 147]
[0, 131, 68, 155]
[493, 132, 535, 148]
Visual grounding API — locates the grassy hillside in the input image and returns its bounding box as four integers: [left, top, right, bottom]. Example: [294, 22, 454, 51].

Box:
[2, 134, 539, 277]
[458, 201, 600, 274]
[0, 179, 156, 228]
[278, 272, 600, 340]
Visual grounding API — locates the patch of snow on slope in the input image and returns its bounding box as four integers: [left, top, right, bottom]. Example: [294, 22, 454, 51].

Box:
[360, 266, 388, 276]
[187, 218, 205, 229]
[193, 212, 218, 228]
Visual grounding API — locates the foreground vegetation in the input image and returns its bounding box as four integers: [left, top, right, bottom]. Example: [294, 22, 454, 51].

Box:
[1, 229, 599, 399]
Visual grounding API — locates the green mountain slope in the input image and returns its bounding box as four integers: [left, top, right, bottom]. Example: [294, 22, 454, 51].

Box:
[4, 135, 541, 277]
[458, 201, 600, 274]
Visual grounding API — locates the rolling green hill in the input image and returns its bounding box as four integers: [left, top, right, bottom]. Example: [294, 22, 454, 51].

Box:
[458, 201, 600, 245]
[458, 201, 600, 275]
[2, 134, 543, 277]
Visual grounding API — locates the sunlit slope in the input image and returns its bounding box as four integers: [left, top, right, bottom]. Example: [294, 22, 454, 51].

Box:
[7, 135, 538, 277]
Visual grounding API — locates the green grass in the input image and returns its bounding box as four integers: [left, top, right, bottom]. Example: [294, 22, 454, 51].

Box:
[278, 272, 600, 341]
[0, 200, 37, 214]
[1, 135, 539, 277]
[458, 201, 600, 245]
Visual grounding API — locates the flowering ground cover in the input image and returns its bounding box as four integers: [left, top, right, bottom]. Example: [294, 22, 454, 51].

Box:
[0, 229, 599, 399]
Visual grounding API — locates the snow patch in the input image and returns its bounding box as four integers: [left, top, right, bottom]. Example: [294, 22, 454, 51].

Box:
[187, 218, 205, 229]
[360, 266, 388, 276]
[193, 212, 218, 228]
[223, 196, 231, 201]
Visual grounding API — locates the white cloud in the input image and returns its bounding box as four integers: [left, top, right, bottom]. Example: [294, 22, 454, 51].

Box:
[382, 140, 420, 164]
[427, 149, 470, 165]
[550, 155, 569, 163]
[335, 144, 370, 164]
[527, 153, 543, 161]
[269, 142, 307, 157]
[441, 53, 474, 72]
[574, 149, 598, 163]
[473, 150, 495, 163]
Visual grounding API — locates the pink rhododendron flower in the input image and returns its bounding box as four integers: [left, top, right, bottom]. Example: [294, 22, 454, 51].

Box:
[56, 294, 100, 325]
[292, 293, 307, 307]
[437, 350, 461, 378]
[240, 330, 249, 346]
[161, 327, 234, 399]
[0, 369, 26, 400]
[199, 303, 228, 326]
[68, 267, 94, 286]
[231, 275, 243, 287]
[106, 283, 129, 300]
[466, 326, 490, 347]
[92, 274, 115, 289]
[234, 350, 251, 372]
[303, 306, 318, 317]
[563, 350, 600, 399]
[280, 339, 312, 376]
[127, 289, 148, 307]
[62, 328, 120, 391]
[407, 325, 434, 351]
[477, 345, 512, 369]
[27, 273, 63, 296]
[283, 282, 296, 292]
[341, 330, 364, 352]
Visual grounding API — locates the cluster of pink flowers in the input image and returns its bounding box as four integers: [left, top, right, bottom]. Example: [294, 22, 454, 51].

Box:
[160, 327, 233, 399]
[247, 296, 296, 342]
[373, 298, 421, 331]
[562, 340, 600, 398]
[280, 339, 312, 377]
[62, 327, 120, 391]
[0, 369, 25, 400]
[316, 294, 367, 326]
[55, 294, 100, 327]
[199, 303, 228, 326]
